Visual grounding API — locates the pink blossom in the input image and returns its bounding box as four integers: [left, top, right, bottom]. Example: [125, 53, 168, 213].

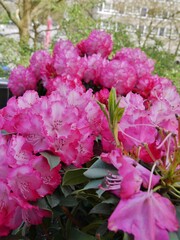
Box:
[53, 40, 86, 81]
[94, 88, 109, 106]
[113, 48, 154, 78]
[108, 191, 179, 240]
[0, 182, 18, 236]
[9, 197, 51, 228]
[8, 65, 38, 96]
[32, 156, 61, 196]
[99, 59, 137, 95]
[133, 75, 155, 98]
[29, 50, 52, 80]
[139, 143, 162, 163]
[7, 135, 34, 167]
[0, 96, 19, 132]
[83, 54, 106, 85]
[101, 150, 160, 197]
[101, 151, 142, 198]
[8, 166, 42, 201]
[119, 115, 157, 150]
[77, 30, 113, 58]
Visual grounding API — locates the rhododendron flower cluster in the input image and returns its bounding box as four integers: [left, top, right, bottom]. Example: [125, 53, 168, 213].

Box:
[0, 30, 179, 239]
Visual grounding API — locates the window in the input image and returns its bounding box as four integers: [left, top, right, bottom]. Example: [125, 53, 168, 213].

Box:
[139, 25, 145, 34]
[159, 27, 165, 36]
[165, 28, 171, 36]
[141, 7, 148, 17]
[102, 1, 113, 12]
[150, 27, 158, 35]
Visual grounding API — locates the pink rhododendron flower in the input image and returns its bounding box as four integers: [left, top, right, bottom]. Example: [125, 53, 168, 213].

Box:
[8, 65, 38, 96]
[94, 88, 109, 106]
[9, 197, 51, 227]
[7, 135, 34, 167]
[133, 75, 155, 98]
[101, 150, 160, 197]
[113, 48, 154, 78]
[83, 54, 106, 85]
[139, 142, 162, 163]
[100, 59, 137, 95]
[32, 156, 61, 196]
[77, 30, 113, 58]
[120, 116, 157, 148]
[29, 49, 52, 81]
[108, 191, 179, 240]
[8, 166, 42, 201]
[149, 98, 179, 134]
[53, 39, 86, 81]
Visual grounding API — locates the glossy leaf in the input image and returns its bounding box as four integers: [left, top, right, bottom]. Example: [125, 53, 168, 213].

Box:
[84, 158, 117, 179]
[83, 179, 103, 190]
[63, 168, 88, 186]
[40, 151, 61, 170]
[89, 203, 113, 215]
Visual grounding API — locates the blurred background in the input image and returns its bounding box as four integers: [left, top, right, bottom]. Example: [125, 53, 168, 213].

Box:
[0, 0, 179, 91]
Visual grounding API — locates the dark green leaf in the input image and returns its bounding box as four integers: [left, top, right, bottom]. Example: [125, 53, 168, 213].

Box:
[40, 151, 61, 170]
[68, 228, 96, 240]
[89, 203, 113, 215]
[59, 195, 78, 207]
[63, 168, 88, 186]
[37, 198, 51, 211]
[82, 220, 105, 233]
[46, 194, 61, 208]
[61, 185, 74, 197]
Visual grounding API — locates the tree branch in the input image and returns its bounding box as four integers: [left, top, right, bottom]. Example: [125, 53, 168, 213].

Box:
[31, 0, 49, 20]
[0, 0, 20, 27]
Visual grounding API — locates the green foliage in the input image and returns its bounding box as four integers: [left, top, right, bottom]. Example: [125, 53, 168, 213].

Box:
[143, 45, 180, 92]
[58, 0, 101, 44]
[98, 88, 124, 147]
[0, 36, 33, 66]
[40, 151, 61, 170]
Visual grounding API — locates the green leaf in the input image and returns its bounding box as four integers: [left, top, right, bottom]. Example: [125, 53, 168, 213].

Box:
[89, 203, 113, 215]
[82, 219, 105, 233]
[115, 107, 124, 122]
[108, 88, 116, 124]
[0, 130, 12, 135]
[102, 197, 119, 205]
[96, 188, 105, 198]
[84, 158, 117, 179]
[59, 195, 78, 207]
[37, 198, 51, 211]
[62, 168, 88, 186]
[169, 232, 180, 240]
[83, 179, 103, 190]
[97, 101, 109, 121]
[46, 194, 61, 208]
[40, 151, 61, 170]
[61, 185, 74, 197]
[68, 228, 96, 240]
